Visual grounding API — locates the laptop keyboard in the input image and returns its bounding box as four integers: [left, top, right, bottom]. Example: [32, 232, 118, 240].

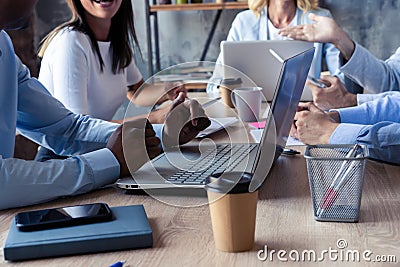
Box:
[166, 144, 257, 185]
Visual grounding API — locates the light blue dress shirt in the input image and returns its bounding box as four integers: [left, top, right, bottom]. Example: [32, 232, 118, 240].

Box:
[0, 30, 121, 210]
[330, 94, 400, 164]
[340, 43, 400, 93]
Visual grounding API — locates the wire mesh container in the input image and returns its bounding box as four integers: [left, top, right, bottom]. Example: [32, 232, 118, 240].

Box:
[304, 144, 369, 222]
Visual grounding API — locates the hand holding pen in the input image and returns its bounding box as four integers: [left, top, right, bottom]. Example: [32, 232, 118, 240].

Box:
[290, 102, 339, 144]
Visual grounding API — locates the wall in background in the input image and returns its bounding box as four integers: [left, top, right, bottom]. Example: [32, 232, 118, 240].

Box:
[33, 0, 400, 79]
[8, 17, 39, 77]
[35, 0, 71, 45]
[128, 1, 244, 78]
[321, 0, 400, 60]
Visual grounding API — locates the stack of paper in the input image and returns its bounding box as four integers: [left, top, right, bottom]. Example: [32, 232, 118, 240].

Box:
[197, 117, 239, 138]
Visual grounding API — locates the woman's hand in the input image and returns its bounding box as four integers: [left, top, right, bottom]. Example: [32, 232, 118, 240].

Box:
[278, 13, 355, 60]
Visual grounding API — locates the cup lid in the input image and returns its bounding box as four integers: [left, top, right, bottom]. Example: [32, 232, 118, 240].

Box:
[220, 78, 242, 85]
[205, 172, 253, 194]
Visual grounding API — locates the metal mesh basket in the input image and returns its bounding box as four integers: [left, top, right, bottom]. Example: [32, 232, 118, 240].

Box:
[304, 144, 368, 222]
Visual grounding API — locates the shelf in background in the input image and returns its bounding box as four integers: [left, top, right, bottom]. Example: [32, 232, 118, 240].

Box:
[150, 2, 249, 12]
[145, 1, 249, 75]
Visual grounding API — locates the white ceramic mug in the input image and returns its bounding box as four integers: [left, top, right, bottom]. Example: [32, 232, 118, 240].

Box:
[231, 87, 262, 122]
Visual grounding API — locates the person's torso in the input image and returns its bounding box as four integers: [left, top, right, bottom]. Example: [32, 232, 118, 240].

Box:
[267, 9, 298, 40]
[39, 29, 132, 120]
[232, 7, 329, 78]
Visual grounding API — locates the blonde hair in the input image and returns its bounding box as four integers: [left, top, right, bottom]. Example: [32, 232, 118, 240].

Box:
[249, 0, 319, 17]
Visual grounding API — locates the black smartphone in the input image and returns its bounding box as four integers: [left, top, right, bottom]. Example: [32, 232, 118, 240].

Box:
[308, 76, 327, 88]
[15, 203, 113, 231]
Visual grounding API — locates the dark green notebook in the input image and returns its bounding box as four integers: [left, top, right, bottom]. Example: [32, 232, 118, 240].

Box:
[4, 205, 153, 261]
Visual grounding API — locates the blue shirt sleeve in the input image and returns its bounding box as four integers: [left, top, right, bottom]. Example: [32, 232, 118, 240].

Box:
[330, 122, 400, 165]
[340, 43, 400, 93]
[15, 56, 119, 156]
[357, 91, 400, 105]
[333, 94, 400, 125]
[0, 31, 121, 210]
[0, 149, 119, 210]
[329, 95, 400, 164]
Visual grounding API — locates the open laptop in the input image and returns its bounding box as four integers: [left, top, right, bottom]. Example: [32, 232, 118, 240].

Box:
[220, 40, 315, 101]
[116, 47, 315, 191]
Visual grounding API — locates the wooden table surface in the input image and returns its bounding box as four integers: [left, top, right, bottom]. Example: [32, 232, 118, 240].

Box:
[0, 96, 399, 266]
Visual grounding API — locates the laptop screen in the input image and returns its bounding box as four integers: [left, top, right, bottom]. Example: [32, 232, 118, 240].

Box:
[221, 40, 314, 101]
[249, 47, 315, 191]
[272, 47, 316, 157]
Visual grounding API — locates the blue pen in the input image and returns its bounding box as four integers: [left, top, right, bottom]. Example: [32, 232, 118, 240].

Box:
[109, 261, 126, 267]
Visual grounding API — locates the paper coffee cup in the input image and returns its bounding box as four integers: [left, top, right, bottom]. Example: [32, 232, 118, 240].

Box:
[219, 78, 242, 108]
[205, 172, 258, 252]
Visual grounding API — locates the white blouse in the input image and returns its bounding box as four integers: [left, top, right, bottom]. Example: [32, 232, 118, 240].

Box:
[39, 28, 142, 120]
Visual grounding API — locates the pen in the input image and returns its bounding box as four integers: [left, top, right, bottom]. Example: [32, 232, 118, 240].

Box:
[316, 144, 360, 217]
[308, 76, 327, 88]
[333, 154, 363, 191]
[109, 261, 126, 267]
[202, 97, 221, 108]
[317, 154, 363, 217]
